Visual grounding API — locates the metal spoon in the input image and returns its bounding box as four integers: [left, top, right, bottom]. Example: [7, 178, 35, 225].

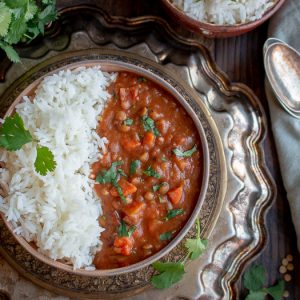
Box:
[264, 38, 300, 119]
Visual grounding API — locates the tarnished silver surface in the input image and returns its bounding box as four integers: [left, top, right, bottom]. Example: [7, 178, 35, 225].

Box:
[264, 38, 300, 118]
[0, 7, 275, 300]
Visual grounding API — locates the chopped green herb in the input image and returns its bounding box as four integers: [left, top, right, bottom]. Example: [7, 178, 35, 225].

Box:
[138, 77, 147, 83]
[34, 145, 56, 176]
[123, 118, 133, 126]
[153, 182, 167, 192]
[151, 261, 185, 289]
[141, 115, 160, 137]
[160, 231, 173, 241]
[243, 264, 285, 300]
[130, 160, 141, 175]
[161, 157, 168, 162]
[96, 161, 127, 203]
[118, 220, 136, 237]
[143, 166, 161, 179]
[0, 112, 32, 151]
[172, 145, 197, 158]
[164, 208, 185, 220]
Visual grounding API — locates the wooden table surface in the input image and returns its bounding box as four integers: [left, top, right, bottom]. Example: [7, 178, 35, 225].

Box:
[1, 1, 299, 299]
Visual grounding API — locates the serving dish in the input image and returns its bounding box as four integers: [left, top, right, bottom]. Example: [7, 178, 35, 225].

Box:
[160, 0, 286, 37]
[0, 5, 275, 299]
[0, 57, 210, 276]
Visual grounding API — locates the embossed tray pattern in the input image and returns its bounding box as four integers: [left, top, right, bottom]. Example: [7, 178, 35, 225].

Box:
[0, 6, 275, 300]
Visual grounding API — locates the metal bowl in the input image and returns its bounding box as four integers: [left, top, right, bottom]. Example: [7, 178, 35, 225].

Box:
[160, 0, 286, 38]
[0, 49, 210, 277]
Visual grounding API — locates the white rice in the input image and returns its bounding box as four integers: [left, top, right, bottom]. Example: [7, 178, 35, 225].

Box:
[172, 0, 276, 25]
[0, 67, 116, 269]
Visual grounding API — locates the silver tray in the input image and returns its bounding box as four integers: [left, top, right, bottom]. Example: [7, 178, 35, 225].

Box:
[0, 6, 275, 300]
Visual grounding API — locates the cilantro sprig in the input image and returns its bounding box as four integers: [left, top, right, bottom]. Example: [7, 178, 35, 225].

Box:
[172, 145, 197, 158]
[151, 218, 207, 289]
[96, 161, 127, 203]
[0, 112, 56, 175]
[243, 265, 285, 300]
[0, 0, 57, 63]
[118, 220, 136, 237]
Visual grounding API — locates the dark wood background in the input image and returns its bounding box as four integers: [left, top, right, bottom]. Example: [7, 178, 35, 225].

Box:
[1, 0, 299, 299]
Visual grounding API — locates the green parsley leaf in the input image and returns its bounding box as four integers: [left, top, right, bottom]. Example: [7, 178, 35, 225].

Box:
[164, 208, 185, 220]
[0, 3, 12, 37]
[34, 145, 56, 176]
[118, 220, 136, 237]
[264, 280, 285, 300]
[172, 145, 197, 158]
[96, 161, 123, 184]
[153, 182, 167, 192]
[151, 261, 185, 289]
[160, 231, 173, 241]
[0, 113, 32, 150]
[184, 218, 207, 260]
[243, 265, 266, 292]
[141, 115, 160, 137]
[123, 118, 133, 126]
[130, 160, 140, 175]
[0, 41, 20, 62]
[137, 77, 147, 83]
[245, 291, 266, 300]
[143, 166, 161, 178]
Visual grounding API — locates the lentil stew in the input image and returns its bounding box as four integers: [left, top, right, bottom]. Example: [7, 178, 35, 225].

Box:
[93, 72, 203, 269]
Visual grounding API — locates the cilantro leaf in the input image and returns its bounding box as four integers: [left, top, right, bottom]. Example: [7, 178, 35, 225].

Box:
[243, 265, 266, 292]
[160, 231, 173, 241]
[143, 166, 161, 178]
[5, 14, 27, 44]
[130, 160, 140, 175]
[118, 220, 136, 237]
[141, 115, 160, 137]
[151, 261, 185, 289]
[245, 291, 266, 300]
[0, 3, 12, 37]
[4, 0, 27, 9]
[172, 145, 197, 158]
[34, 145, 56, 176]
[184, 218, 207, 260]
[164, 208, 185, 220]
[0, 41, 20, 62]
[96, 161, 123, 184]
[264, 280, 285, 300]
[123, 118, 133, 126]
[153, 182, 167, 192]
[0, 113, 32, 150]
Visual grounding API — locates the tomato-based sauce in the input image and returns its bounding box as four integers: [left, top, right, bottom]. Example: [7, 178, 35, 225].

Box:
[92, 72, 203, 269]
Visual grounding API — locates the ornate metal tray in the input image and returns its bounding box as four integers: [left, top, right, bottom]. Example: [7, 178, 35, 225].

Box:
[0, 6, 275, 300]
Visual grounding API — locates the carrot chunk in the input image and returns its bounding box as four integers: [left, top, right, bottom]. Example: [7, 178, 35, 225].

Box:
[110, 180, 137, 197]
[121, 138, 141, 151]
[143, 131, 155, 148]
[114, 237, 133, 256]
[123, 201, 146, 217]
[167, 185, 183, 205]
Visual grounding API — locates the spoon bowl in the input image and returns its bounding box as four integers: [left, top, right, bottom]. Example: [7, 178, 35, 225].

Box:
[264, 38, 300, 116]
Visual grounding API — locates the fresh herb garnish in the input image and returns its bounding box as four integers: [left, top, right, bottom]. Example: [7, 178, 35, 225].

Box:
[96, 161, 127, 203]
[164, 208, 185, 220]
[130, 160, 140, 175]
[161, 157, 168, 162]
[138, 77, 147, 83]
[0, 113, 56, 175]
[118, 220, 136, 237]
[0, 0, 57, 63]
[153, 182, 167, 192]
[172, 145, 197, 158]
[160, 231, 173, 241]
[151, 218, 207, 289]
[143, 166, 161, 179]
[123, 118, 133, 126]
[0, 113, 32, 151]
[34, 145, 56, 176]
[243, 265, 285, 300]
[141, 115, 160, 137]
